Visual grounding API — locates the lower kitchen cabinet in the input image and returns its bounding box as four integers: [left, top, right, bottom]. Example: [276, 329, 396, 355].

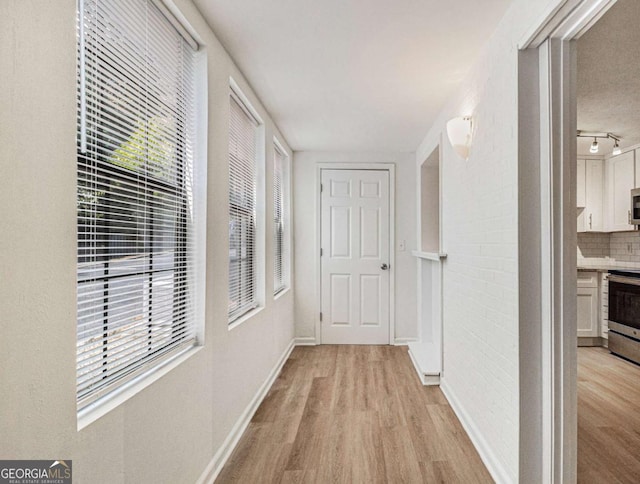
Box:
[577, 271, 600, 338]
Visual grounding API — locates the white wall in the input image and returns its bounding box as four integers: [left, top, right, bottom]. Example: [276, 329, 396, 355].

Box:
[293, 152, 417, 343]
[0, 1, 294, 482]
[415, 0, 565, 481]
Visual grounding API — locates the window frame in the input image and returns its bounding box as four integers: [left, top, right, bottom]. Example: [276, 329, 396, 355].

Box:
[272, 137, 291, 297]
[228, 79, 265, 327]
[76, 0, 207, 428]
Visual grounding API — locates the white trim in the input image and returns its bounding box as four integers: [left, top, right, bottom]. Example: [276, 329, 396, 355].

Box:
[440, 379, 511, 484]
[274, 287, 291, 301]
[196, 339, 295, 484]
[152, 0, 199, 50]
[518, 0, 616, 49]
[294, 337, 317, 346]
[393, 337, 418, 346]
[193, 49, 208, 346]
[411, 250, 447, 261]
[315, 162, 396, 345]
[229, 77, 264, 125]
[407, 345, 440, 386]
[518, 1, 616, 480]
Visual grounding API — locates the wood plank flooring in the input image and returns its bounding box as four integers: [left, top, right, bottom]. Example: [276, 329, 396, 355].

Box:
[578, 347, 640, 483]
[216, 345, 491, 483]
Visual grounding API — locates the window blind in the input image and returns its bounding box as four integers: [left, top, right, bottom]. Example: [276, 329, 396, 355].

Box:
[273, 146, 287, 295]
[228, 94, 259, 321]
[76, 0, 198, 407]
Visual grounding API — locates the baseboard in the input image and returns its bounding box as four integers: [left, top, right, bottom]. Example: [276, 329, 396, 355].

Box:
[394, 337, 418, 346]
[440, 378, 511, 484]
[196, 339, 295, 484]
[294, 336, 317, 346]
[577, 336, 604, 347]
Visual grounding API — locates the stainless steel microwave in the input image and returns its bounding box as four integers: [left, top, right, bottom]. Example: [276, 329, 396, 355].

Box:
[631, 188, 640, 225]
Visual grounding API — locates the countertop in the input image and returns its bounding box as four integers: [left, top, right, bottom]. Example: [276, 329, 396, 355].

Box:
[578, 258, 640, 272]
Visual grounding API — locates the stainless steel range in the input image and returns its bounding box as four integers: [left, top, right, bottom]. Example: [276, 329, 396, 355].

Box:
[608, 269, 640, 365]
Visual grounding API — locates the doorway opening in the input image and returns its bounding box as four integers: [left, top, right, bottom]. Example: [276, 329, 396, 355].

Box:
[518, 0, 640, 480]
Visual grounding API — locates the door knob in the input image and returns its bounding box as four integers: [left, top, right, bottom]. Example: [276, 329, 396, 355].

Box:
[381, 263, 389, 270]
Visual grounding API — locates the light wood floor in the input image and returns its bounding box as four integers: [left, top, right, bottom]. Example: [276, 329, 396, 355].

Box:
[216, 345, 492, 483]
[578, 347, 640, 483]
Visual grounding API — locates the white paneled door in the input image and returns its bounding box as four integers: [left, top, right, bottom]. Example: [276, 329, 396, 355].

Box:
[320, 169, 390, 344]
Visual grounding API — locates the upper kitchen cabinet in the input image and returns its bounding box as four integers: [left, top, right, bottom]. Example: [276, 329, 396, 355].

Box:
[606, 150, 635, 231]
[577, 158, 604, 232]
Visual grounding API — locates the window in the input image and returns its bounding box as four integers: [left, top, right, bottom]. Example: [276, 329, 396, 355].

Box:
[76, 0, 200, 408]
[228, 91, 260, 322]
[273, 143, 289, 295]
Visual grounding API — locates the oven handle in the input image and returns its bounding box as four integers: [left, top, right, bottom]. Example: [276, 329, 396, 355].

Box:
[608, 274, 640, 286]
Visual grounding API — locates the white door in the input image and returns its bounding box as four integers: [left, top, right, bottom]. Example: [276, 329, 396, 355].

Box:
[320, 169, 390, 344]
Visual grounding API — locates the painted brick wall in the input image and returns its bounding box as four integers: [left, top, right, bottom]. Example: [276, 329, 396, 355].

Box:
[415, 0, 565, 481]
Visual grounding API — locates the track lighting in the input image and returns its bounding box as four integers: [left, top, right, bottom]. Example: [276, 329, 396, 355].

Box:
[613, 139, 622, 156]
[577, 131, 622, 156]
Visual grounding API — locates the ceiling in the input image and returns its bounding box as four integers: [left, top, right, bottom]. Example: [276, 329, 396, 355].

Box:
[577, 0, 640, 156]
[193, 0, 513, 152]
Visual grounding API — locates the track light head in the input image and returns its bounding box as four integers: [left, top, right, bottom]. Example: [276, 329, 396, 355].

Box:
[590, 137, 599, 154]
[612, 139, 622, 156]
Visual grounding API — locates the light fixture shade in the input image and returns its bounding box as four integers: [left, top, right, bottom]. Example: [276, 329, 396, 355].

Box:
[590, 138, 599, 154]
[446, 116, 473, 160]
[613, 141, 621, 156]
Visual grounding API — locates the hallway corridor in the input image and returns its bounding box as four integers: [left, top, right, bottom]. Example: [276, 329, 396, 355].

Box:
[216, 345, 491, 483]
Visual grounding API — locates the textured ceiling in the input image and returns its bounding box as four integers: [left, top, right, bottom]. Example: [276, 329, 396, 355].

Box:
[577, 0, 640, 156]
[193, 0, 512, 152]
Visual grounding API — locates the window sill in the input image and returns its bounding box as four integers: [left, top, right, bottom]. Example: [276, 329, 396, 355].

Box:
[274, 287, 290, 301]
[77, 343, 203, 431]
[228, 305, 264, 331]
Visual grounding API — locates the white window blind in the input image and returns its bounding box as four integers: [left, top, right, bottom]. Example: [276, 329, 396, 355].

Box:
[228, 93, 259, 321]
[273, 145, 287, 295]
[76, 0, 198, 407]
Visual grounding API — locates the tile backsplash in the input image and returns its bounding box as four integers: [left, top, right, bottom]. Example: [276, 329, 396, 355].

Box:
[577, 233, 610, 258]
[578, 231, 640, 262]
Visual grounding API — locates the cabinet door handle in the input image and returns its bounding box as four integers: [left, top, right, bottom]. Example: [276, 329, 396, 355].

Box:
[589, 213, 592, 229]
[629, 210, 632, 224]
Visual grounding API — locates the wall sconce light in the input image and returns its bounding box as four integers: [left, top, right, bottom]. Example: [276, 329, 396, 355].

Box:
[446, 116, 473, 160]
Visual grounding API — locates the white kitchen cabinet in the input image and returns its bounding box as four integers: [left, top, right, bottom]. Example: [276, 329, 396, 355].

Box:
[577, 159, 603, 232]
[577, 271, 599, 338]
[606, 150, 635, 231]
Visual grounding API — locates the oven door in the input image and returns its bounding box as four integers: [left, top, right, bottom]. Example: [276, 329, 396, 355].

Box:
[609, 274, 640, 330]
